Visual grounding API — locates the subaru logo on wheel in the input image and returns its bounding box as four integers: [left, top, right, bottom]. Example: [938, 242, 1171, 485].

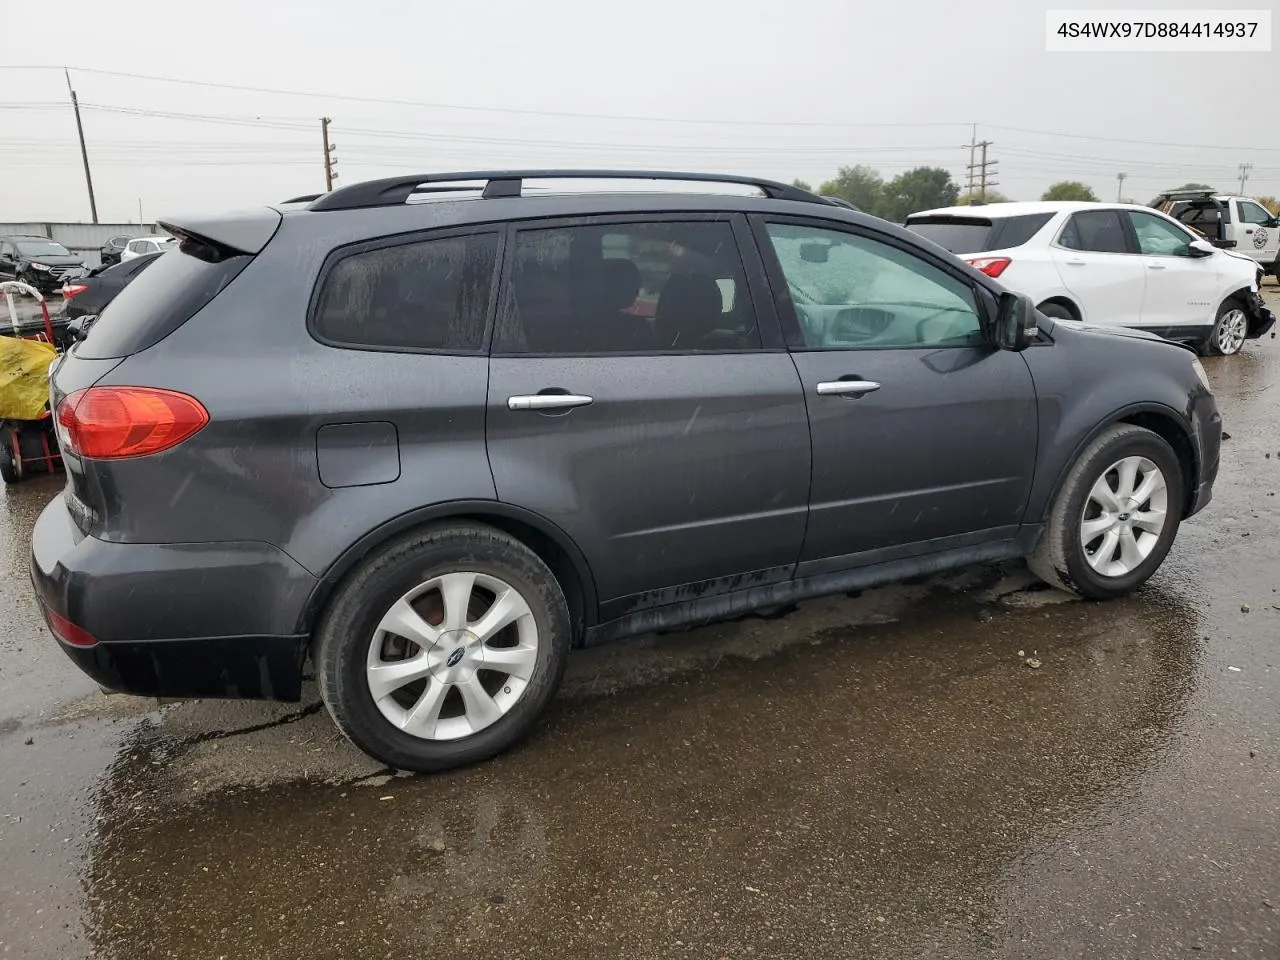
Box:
[446, 647, 465, 667]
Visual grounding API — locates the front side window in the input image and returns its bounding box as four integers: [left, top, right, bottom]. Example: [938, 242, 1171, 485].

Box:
[1127, 211, 1195, 257]
[497, 220, 758, 354]
[1239, 201, 1274, 225]
[1057, 211, 1129, 254]
[764, 223, 983, 350]
[312, 232, 498, 352]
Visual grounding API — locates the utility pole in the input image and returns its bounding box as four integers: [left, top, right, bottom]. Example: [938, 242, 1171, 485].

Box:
[321, 117, 337, 191]
[65, 69, 98, 224]
[966, 140, 998, 202]
[1116, 172, 1127, 202]
[1238, 162, 1253, 195]
[963, 124, 977, 201]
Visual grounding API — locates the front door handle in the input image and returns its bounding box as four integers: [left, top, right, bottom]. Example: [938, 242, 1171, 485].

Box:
[1065, 258, 1087, 266]
[816, 380, 881, 397]
[1147, 262, 1167, 270]
[1245, 228, 1255, 235]
[508, 393, 593, 411]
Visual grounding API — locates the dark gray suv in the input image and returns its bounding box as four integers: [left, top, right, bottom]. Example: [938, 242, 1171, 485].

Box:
[30, 170, 1222, 772]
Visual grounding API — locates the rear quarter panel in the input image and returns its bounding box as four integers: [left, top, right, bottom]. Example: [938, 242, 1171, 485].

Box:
[83, 210, 496, 577]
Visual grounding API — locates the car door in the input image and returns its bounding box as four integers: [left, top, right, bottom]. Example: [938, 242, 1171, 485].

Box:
[752, 217, 1038, 574]
[0, 241, 16, 282]
[1236, 199, 1280, 266]
[1048, 209, 1146, 326]
[485, 214, 812, 618]
[1125, 210, 1220, 332]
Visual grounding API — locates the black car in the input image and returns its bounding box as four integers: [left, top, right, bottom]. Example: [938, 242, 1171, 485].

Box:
[32, 168, 1225, 774]
[98, 235, 133, 269]
[0, 235, 88, 295]
[63, 251, 163, 323]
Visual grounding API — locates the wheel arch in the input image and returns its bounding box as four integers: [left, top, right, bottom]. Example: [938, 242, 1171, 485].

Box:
[1218, 285, 1267, 337]
[1041, 403, 1199, 524]
[298, 501, 599, 643]
[1036, 295, 1081, 322]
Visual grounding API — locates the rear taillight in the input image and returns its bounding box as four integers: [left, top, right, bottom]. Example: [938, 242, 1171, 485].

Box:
[62, 283, 89, 299]
[56, 386, 209, 460]
[44, 608, 97, 647]
[966, 256, 1012, 278]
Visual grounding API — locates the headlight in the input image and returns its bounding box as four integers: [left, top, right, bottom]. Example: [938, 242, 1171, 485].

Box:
[1191, 358, 1211, 391]
[28, 262, 51, 272]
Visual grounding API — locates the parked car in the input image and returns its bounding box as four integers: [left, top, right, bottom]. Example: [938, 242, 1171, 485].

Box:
[98, 235, 133, 269]
[904, 201, 1273, 356]
[119, 235, 177, 262]
[0, 235, 88, 295]
[33, 170, 1224, 774]
[62, 251, 164, 323]
[1151, 189, 1280, 278]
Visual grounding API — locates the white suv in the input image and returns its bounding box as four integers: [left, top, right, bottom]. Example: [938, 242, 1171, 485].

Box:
[905, 201, 1271, 356]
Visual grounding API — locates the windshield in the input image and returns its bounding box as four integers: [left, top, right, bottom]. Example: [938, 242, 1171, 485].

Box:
[15, 240, 72, 258]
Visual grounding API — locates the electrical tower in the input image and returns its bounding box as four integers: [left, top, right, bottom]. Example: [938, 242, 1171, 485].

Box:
[966, 140, 997, 202]
[322, 117, 338, 191]
[1238, 162, 1253, 194]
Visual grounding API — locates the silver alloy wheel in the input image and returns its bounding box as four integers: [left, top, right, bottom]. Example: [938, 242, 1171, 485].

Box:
[1079, 455, 1168, 577]
[1216, 308, 1248, 355]
[365, 571, 539, 741]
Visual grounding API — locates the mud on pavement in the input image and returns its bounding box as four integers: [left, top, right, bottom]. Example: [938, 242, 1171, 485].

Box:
[1, 287, 1278, 960]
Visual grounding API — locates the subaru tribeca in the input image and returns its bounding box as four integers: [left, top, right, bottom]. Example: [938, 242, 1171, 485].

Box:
[31, 170, 1223, 773]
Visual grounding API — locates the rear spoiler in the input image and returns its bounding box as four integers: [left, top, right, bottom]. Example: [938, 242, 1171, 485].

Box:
[157, 207, 282, 263]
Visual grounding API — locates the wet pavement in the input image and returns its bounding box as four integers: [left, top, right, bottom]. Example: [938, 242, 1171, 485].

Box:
[2, 288, 1278, 959]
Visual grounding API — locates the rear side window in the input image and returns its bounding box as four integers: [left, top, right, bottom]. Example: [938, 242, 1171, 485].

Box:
[77, 250, 251, 359]
[312, 233, 499, 352]
[1057, 211, 1129, 254]
[495, 220, 759, 355]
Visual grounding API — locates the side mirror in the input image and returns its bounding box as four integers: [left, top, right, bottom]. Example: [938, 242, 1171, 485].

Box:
[995, 291, 1039, 351]
[1188, 239, 1216, 258]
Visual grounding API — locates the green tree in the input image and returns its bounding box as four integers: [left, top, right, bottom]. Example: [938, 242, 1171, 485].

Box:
[1041, 181, 1098, 202]
[878, 167, 961, 221]
[817, 165, 884, 213]
[791, 178, 814, 192]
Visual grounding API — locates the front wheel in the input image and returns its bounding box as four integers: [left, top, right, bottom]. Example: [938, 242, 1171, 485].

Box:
[1028, 424, 1184, 600]
[316, 522, 571, 773]
[0, 436, 20, 484]
[1202, 300, 1249, 356]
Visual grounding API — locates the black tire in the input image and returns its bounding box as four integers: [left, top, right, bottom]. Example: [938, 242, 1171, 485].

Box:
[1036, 301, 1077, 323]
[0, 436, 20, 484]
[1201, 298, 1249, 356]
[1028, 424, 1184, 601]
[315, 522, 571, 773]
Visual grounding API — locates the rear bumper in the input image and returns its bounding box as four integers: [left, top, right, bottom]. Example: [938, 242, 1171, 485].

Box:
[30, 495, 316, 701]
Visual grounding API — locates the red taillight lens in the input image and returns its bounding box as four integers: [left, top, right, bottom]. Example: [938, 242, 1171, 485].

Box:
[44, 608, 98, 647]
[966, 256, 1012, 278]
[56, 387, 209, 460]
[62, 283, 89, 299]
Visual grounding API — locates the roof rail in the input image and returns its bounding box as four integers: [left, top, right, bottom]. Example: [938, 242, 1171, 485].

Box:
[282, 193, 324, 204]
[307, 170, 835, 212]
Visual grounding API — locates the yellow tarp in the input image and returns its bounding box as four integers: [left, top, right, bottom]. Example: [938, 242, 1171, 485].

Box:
[0, 336, 56, 421]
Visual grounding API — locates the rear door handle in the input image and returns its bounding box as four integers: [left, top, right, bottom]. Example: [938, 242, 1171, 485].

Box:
[508, 393, 593, 411]
[1147, 262, 1167, 270]
[1065, 258, 1087, 266]
[816, 380, 881, 397]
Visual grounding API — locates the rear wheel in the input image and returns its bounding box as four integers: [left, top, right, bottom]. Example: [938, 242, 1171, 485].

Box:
[1036, 301, 1077, 323]
[0, 435, 20, 484]
[1029, 424, 1184, 600]
[1202, 299, 1249, 356]
[316, 522, 571, 773]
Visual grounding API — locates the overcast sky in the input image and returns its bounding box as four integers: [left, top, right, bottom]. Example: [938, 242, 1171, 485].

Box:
[1, 0, 1276, 224]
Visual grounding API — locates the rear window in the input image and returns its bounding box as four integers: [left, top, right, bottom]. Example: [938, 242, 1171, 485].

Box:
[906, 213, 1053, 254]
[76, 250, 251, 359]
